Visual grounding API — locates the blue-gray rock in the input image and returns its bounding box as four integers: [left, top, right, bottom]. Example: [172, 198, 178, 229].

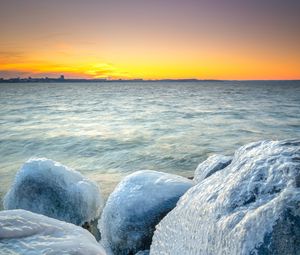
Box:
[135, 250, 150, 255]
[4, 158, 103, 226]
[99, 170, 193, 255]
[194, 154, 232, 183]
[151, 140, 300, 255]
[0, 209, 106, 255]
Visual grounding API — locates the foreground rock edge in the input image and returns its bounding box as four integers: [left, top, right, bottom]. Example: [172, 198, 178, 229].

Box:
[0, 209, 106, 255]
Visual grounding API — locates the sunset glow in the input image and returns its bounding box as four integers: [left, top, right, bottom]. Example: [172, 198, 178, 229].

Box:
[1, 0, 300, 80]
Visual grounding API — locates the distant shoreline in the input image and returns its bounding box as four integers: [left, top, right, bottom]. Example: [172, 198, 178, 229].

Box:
[0, 78, 218, 83]
[0, 78, 299, 83]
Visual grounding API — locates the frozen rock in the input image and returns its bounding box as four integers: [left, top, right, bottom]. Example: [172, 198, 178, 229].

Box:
[99, 170, 193, 255]
[151, 140, 300, 255]
[194, 154, 232, 183]
[4, 158, 103, 226]
[0, 209, 106, 255]
[135, 250, 150, 255]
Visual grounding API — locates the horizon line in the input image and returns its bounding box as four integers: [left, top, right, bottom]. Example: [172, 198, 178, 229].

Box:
[1, 75, 300, 83]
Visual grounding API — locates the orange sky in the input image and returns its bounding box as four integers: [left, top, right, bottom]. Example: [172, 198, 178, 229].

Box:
[0, 0, 300, 80]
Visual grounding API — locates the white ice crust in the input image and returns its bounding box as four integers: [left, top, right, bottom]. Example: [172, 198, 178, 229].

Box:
[150, 140, 300, 255]
[99, 170, 193, 255]
[194, 154, 232, 183]
[135, 251, 150, 255]
[4, 158, 103, 225]
[0, 209, 106, 255]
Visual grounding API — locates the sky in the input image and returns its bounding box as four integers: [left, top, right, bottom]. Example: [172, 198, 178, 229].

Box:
[0, 0, 299, 80]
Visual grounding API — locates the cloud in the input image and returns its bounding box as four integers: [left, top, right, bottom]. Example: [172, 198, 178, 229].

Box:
[0, 51, 25, 63]
[84, 63, 131, 79]
[0, 70, 31, 78]
[0, 62, 130, 79]
[0, 49, 130, 79]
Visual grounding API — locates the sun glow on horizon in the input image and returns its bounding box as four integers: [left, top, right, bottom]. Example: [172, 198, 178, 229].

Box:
[0, 0, 300, 80]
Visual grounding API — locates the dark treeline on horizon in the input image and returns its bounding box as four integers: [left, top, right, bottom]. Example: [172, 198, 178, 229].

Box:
[0, 76, 220, 83]
[1, 76, 299, 83]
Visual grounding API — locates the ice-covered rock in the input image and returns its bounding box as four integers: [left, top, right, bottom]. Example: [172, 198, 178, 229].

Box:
[151, 140, 300, 255]
[135, 250, 150, 255]
[194, 154, 232, 183]
[0, 209, 106, 255]
[4, 158, 103, 226]
[99, 170, 193, 255]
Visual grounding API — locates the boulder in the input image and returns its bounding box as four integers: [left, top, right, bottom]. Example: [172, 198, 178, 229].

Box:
[135, 251, 150, 255]
[99, 170, 193, 255]
[0, 209, 106, 255]
[194, 154, 232, 183]
[151, 140, 300, 255]
[4, 158, 103, 226]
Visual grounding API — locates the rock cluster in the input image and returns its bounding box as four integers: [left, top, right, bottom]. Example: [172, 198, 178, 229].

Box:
[2, 140, 299, 255]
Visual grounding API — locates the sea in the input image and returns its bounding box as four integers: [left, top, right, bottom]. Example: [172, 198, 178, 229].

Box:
[1, 80, 300, 206]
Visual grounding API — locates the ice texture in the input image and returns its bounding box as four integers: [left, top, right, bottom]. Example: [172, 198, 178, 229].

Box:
[150, 140, 300, 255]
[4, 158, 103, 225]
[0, 209, 106, 255]
[135, 251, 150, 255]
[99, 170, 193, 255]
[194, 154, 232, 183]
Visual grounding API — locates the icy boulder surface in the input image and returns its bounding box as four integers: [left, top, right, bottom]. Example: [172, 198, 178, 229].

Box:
[0, 209, 106, 255]
[4, 158, 103, 225]
[135, 251, 150, 255]
[99, 170, 193, 255]
[194, 154, 232, 183]
[151, 140, 300, 255]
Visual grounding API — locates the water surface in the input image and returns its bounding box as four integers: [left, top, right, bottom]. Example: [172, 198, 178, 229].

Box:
[1, 81, 299, 204]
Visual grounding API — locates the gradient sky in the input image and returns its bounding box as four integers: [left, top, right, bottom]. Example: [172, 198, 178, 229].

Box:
[0, 0, 300, 79]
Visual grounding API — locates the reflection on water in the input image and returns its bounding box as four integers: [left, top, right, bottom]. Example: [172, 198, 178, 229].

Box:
[0, 81, 300, 202]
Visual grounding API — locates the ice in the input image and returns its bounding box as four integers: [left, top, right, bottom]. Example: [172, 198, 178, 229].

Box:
[99, 170, 193, 255]
[150, 140, 300, 255]
[135, 251, 150, 255]
[193, 154, 232, 183]
[4, 158, 103, 226]
[0, 209, 106, 255]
